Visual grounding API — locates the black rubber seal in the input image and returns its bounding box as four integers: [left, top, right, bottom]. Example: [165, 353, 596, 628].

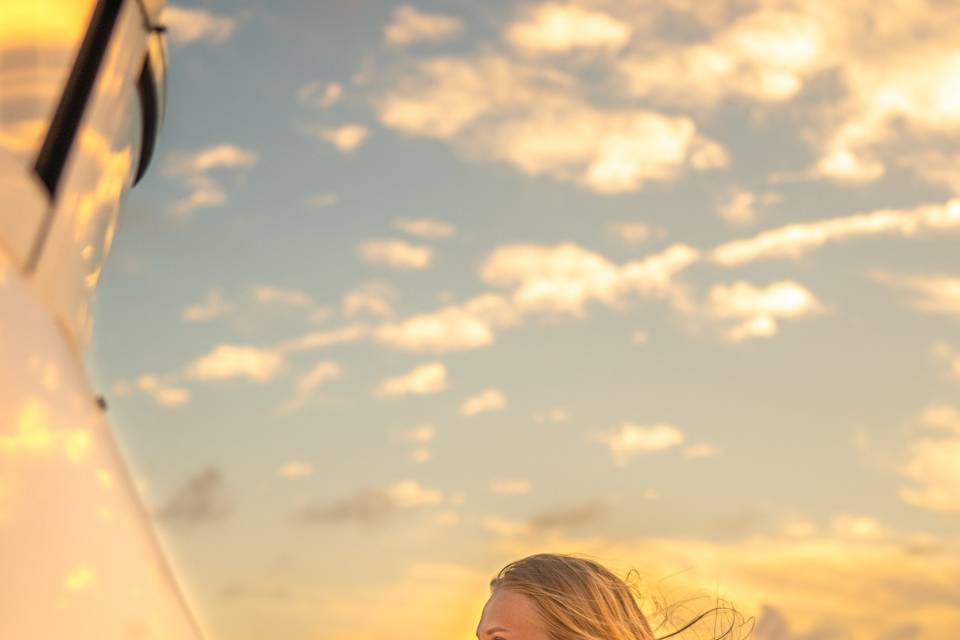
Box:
[133, 55, 158, 185]
[33, 0, 124, 198]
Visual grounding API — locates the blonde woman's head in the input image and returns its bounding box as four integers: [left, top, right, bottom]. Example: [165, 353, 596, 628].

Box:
[477, 554, 655, 640]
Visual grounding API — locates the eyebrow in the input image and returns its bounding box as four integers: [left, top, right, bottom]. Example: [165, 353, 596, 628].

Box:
[480, 627, 510, 637]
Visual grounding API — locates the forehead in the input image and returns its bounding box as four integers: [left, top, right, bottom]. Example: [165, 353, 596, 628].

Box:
[477, 589, 545, 636]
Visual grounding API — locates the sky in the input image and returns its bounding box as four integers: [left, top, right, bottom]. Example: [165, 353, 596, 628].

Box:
[87, 1, 960, 638]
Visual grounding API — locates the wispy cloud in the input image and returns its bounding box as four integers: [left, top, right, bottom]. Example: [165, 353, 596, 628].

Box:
[312, 124, 369, 152]
[596, 422, 686, 465]
[711, 199, 960, 266]
[164, 144, 257, 215]
[158, 467, 232, 524]
[705, 280, 823, 342]
[182, 289, 232, 322]
[343, 281, 396, 318]
[489, 478, 531, 495]
[384, 5, 462, 47]
[112, 374, 190, 408]
[278, 461, 314, 478]
[253, 285, 315, 309]
[185, 344, 284, 383]
[871, 272, 960, 316]
[393, 217, 456, 238]
[162, 6, 236, 45]
[357, 239, 433, 270]
[717, 188, 781, 226]
[374, 362, 448, 397]
[900, 405, 960, 514]
[460, 388, 506, 416]
[294, 480, 443, 524]
[297, 81, 343, 109]
[505, 4, 631, 54]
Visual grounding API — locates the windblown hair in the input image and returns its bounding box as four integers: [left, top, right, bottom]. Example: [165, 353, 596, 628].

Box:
[489, 553, 751, 640]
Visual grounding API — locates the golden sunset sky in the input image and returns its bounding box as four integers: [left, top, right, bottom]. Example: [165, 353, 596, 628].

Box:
[86, 1, 960, 638]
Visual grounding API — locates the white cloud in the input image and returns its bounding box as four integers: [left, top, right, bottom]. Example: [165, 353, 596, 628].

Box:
[296, 361, 341, 394]
[253, 285, 314, 309]
[278, 461, 314, 478]
[387, 480, 444, 508]
[185, 344, 283, 383]
[375, 302, 499, 353]
[489, 478, 531, 495]
[706, 280, 823, 342]
[384, 5, 462, 47]
[357, 239, 433, 270]
[505, 3, 631, 54]
[377, 55, 725, 193]
[717, 188, 781, 226]
[404, 425, 436, 443]
[114, 374, 190, 407]
[343, 281, 396, 318]
[920, 404, 960, 433]
[482, 516, 531, 537]
[479, 242, 698, 315]
[277, 324, 369, 353]
[606, 222, 651, 245]
[460, 388, 506, 417]
[182, 289, 232, 322]
[871, 272, 960, 316]
[298, 81, 343, 108]
[162, 6, 236, 45]
[313, 124, 369, 152]
[533, 407, 569, 423]
[164, 144, 257, 215]
[900, 436, 960, 513]
[630, 329, 648, 345]
[375, 362, 448, 397]
[711, 199, 960, 267]
[393, 217, 456, 238]
[597, 422, 686, 465]
[831, 514, 884, 540]
[682, 442, 717, 459]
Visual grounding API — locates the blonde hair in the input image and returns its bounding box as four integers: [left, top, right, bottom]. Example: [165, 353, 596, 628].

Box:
[489, 553, 751, 640]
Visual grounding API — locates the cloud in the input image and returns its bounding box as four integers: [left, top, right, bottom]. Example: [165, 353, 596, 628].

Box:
[343, 281, 396, 317]
[480, 242, 698, 315]
[460, 388, 506, 416]
[134, 374, 190, 408]
[393, 217, 456, 238]
[682, 442, 717, 459]
[278, 461, 314, 478]
[705, 281, 823, 342]
[529, 501, 607, 532]
[404, 425, 436, 443]
[294, 480, 443, 524]
[253, 285, 315, 309]
[305, 193, 339, 208]
[374, 362, 448, 397]
[276, 324, 369, 353]
[312, 124, 369, 152]
[718, 188, 781, 226]
[711, 199, 960, 267]
[384, 5, 462, 47]
[607, 222, 651, 245]
[831, 514, 883, 540]
[631, 329, 649, 345]
[505, 3, 632, 54]
[162, 6, 236, 45]
[899, 436, 960, 513]
[597, 422, 686, 465]
[871, 272, 960, 316]
[182, 288, 232, 322]
[158, 467, 232, 524]
[376, 55, 726, 193]
[374, 295, 518, 352]
[185, 344, 284, 383]
[297, 81, 343, 108]
[357, 239, 433, 270]
[164, 144, 257, 215]
[112, 374, 190, 407]
[533, 407, 569, 423]
[489, 479, 531, 495]
[920, 404, 960, 433]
